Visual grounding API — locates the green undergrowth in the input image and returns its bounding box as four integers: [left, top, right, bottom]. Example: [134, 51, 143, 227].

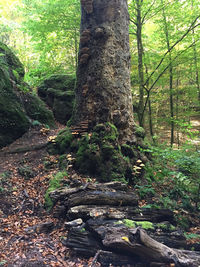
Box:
[44, 171, 68, 210]
[135, 142, 200, 229]
[48, 123, 147, 183]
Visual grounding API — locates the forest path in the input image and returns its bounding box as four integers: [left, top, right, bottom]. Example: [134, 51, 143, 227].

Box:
[0, 124, 90, 267]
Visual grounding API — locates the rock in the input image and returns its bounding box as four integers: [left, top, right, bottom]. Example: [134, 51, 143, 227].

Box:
[0, 42, 55, 148]
[20, 92, 55, 127]
[37, 74, 75, 124]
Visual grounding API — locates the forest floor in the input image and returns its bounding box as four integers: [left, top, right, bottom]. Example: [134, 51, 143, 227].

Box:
[0, 122, 199, 267]
[0, 124, 97, 267]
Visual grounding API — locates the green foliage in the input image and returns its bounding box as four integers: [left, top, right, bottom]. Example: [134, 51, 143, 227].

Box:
[184, 233, 200, 240]
[44, 171, 68, 210]
[136, 142, 200, 230]
[135, 184, 155, 198]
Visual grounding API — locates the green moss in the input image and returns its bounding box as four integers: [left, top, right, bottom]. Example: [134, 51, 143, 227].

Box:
[48, 122, 144, 183]
[157, 223, 176, 231]
[123, 219, 136, 228]
[0, 81, 30, 148]
[45, 171, 68, 210]
[135, 126, 145, 138]
[48, 127, 74, 154]
[0, 42, 55, 147]
[37, 74, 75, 124]
[12, 69, 20, 81]
[123, 219, 154, 230]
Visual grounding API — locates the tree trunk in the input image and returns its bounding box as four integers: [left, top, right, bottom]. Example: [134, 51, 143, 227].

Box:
[192, 29, 200, 104]
[161, 1, 174, 146]
[136, 0, 145, 127]
[72, 0, 135, 144]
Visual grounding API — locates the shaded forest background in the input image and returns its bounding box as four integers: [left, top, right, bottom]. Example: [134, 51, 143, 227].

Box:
[1, 0, 199, 146]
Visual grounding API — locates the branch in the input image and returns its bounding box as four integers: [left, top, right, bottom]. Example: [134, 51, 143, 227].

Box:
[129, 18, 137, 26]
[141, 0, 156, 25]
[143, 16, 200, 87]
[143, 1, 172, 24]
[141, 39, 199, 121]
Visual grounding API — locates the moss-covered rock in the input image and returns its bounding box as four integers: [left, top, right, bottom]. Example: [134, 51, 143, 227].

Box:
[0, 42, 55, 148]
[38, 74, 75, 124]
[20, 92, 55, 127]
[48, 122, 145, 183]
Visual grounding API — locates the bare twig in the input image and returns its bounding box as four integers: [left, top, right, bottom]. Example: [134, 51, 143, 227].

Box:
[90, 250, 102, 267]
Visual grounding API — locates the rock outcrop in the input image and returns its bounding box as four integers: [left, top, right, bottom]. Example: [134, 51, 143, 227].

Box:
[0, 42, 55, 148]
[37, 74, 75, 124]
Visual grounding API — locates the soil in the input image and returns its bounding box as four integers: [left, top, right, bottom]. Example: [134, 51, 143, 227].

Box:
[0, 124, 93, 267]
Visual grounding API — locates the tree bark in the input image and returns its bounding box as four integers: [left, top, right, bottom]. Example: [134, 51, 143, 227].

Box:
[161, 0, 174, 146]
[72, 0, 135, 143]
[136, 0, 145, 127]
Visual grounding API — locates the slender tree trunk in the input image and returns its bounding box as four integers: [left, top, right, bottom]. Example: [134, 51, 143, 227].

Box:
[72, 0, 136, 144]
[191, 0, 200, 104]
[192, 29, 200, 104]
[176, 73, 180, 148]
[136, 0, 145, 127]
[74, 28, 78, 72]
[169, 60, 174, 146]
[161, 1, 174, 146]
[144, 61, 154, 140]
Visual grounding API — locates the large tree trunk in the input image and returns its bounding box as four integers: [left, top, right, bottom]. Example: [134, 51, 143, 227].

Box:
[72, 0, 135, 143]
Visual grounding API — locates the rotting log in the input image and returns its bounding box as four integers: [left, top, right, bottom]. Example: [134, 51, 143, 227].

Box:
[65, 220, 200, 267]
[86, 218, 186, 250]
[67, 205, 174, 223]
[103, 227, 200, 266]
[49, 181, 129, 202]
[67, 190, 138, 208]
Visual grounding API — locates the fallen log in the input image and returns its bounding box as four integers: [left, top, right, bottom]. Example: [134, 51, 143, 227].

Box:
[86, 218, 186, 249]
[103, 227, 200, 266]
[65, 220, 200, 266]
[67, 205, 174, 223]
[67, 190, 138, 208]
[49, 181, 129, 202]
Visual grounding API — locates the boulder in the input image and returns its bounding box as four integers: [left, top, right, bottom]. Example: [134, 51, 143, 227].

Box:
[37, 74, 75, 124]
[0, 42, 55, 148]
